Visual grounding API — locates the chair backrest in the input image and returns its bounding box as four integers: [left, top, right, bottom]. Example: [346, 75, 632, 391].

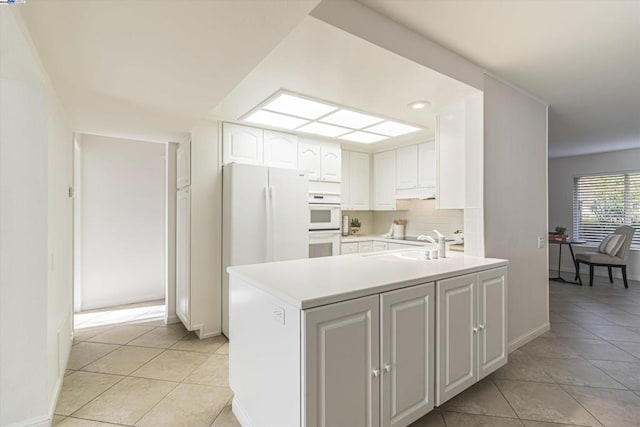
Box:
[614, 225, 636, 260]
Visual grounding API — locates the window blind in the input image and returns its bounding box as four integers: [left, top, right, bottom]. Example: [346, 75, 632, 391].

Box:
[573, 172, 640, 250]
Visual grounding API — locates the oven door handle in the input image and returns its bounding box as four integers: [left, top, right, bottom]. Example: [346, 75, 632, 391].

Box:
[309, 232, 341, 239]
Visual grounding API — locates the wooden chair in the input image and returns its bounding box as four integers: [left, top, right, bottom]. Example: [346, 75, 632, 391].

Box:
[575, 225, 636, 288]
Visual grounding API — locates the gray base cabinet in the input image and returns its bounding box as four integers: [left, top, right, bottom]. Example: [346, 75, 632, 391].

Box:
[436, 267, 508, 405]
[304, 283, 435, 427]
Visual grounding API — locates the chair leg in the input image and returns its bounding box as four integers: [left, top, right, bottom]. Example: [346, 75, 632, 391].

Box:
[622, 265, 628, 289]
[576, 261, 583, 286]
[589, 264, 594, 287]
[608, 266, 613, 283]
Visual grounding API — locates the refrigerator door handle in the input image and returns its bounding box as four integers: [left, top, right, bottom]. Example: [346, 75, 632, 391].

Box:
[269, 185, 275, 261]
[264, 185, 272, 262]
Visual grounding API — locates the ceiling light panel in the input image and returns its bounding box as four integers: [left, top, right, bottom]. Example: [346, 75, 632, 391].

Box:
[262, 94, 337, 120]
[320, 109, 384, 129]
[339, 131, 388, 144]
[365, 120, 421, 137]
[245, 110, 308, 130]
[297, 122, 352, 138]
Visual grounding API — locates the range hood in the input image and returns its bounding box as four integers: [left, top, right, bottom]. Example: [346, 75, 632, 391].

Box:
[395, 187, 436, 200]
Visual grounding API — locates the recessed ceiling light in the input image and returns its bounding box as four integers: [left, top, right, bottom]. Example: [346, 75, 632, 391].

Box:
[297, 122, 352, 138]
[245, 110, 308, 130]
[320, 109, 384, 129]
[339, 131, 388, 144]
[263, 94, 337, 120]
[365, 121, 421, 137]
[409, 101, 430, 110]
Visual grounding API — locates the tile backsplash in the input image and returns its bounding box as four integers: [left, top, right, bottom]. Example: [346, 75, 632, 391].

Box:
[344, 199, 464, 238]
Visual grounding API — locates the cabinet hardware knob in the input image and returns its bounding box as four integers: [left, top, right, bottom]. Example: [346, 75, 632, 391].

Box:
[479, 324, 485, 330]
[372, 368, 380, 377]
[383, 364, 392, 373]
[473, 327, 478, 333]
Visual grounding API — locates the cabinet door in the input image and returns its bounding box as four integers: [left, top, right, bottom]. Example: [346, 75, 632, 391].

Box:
[176, 188, 191, 329]
[373, 241, 388, 252]
[396, 145, 418, 190]
[222, 123, 263, 165]
[436, 101, 465, 208]
[264, 130, 298, 169]
[373, 151, 396, 211]
[418, 142, 436, 188]
[381, 283, 435, 427]
[349, 151, 370, 210]
[358, 241, 373, 253]
[176, 141, 190, 189]
[341, 242, 358, 255]
[436, 274, 477, 405]
[321, 142, 342, 182]
[298, 140, 321, 181]
[341, 151, 350, 209]
[304, 295, 380, 427]
[478, 268, 508, 380]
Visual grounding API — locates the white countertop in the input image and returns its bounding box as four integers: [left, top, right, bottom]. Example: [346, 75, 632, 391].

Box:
[228, 250, 508, 309]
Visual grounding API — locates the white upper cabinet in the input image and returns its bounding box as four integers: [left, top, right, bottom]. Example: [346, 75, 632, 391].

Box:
[344, 151, 370, 210]
[263, 130, 298, 170]
[176, 140, 190, 189]
[298, 139, 322, 180]
[341, 151, 351, 209]
[396, 145, 419, 189]
[320, 142, 342, 182]
[299, 138, 341, 182]
[223, 123, 264, 166]
[418, 142, 436, 188]
[373, 151, 396, 211]
[436, 101, 465, 209]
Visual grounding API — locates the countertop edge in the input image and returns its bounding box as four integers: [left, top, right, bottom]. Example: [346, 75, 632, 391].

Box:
[230, 258, 508, 310]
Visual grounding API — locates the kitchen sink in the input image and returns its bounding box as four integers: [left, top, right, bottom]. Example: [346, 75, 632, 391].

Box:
[363, 250, 430, 262]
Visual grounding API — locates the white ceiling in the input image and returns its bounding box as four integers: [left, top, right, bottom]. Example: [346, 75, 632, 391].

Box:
[211, 16, 479, 147]
[359, 0, 640, 158]
[18, 0, 319, 142]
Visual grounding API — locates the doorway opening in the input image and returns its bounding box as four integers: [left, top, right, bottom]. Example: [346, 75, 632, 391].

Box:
[73, 133, 168, 331]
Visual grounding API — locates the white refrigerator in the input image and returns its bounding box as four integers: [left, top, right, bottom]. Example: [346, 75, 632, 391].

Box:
[222, 163, 309, 336]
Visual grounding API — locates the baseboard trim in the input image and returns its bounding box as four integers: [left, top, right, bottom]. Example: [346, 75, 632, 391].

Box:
[232, 398, 254, 427]
[47, 375, 64, 420]
[508, 322, 550, 353]
[165, 314, 180, 325]
[4, 415, 49, 427]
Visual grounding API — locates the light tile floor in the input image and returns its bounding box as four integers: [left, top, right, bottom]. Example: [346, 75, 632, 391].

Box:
[409, 273, 640, 427]
[58, 274, 640, 427]
[55, 302, 236, 427]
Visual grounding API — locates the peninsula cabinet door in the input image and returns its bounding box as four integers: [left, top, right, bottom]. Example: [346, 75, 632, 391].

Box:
[303, 295, 380, 427]
[380, 283, 435, 427]
[436, 274, 478, 406]
[478, 268, 508, 380]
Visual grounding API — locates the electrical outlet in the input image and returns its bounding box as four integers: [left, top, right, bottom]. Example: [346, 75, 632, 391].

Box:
[272, 305, 285, 325]
[537, 236, 546, 249]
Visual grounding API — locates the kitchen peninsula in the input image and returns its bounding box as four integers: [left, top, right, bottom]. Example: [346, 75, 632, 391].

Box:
[228, 250, 508, 427]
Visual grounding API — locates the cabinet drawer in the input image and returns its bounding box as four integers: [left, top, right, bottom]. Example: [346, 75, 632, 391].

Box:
[341, 242, 358, 255]
[373, 241, 388, 252]
[358, 241, 373, 253]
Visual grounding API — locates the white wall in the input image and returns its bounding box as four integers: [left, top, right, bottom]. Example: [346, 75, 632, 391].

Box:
[79, 134, 166, 310]
[1, 8, 73, 426]
[549, 148, 640, 281]
[314, 0, 550, 351]
[484, 75, 549, 351]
